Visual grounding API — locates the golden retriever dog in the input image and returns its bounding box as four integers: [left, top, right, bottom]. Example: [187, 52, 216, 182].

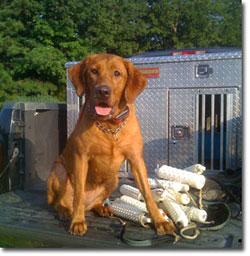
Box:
[47, 54, 176, 236]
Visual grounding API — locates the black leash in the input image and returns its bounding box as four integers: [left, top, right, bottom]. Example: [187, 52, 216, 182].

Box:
[120, 222, 178, 247]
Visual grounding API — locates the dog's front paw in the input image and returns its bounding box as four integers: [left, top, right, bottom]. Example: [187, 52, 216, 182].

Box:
[154, 220, 176, 235]
[69, 219, 87, 236]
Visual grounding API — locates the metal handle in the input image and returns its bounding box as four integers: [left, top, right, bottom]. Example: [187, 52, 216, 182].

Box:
[195, 65, 213, 78]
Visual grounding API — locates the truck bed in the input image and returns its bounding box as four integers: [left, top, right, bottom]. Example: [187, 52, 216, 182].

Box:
[0, 179, 242, 249]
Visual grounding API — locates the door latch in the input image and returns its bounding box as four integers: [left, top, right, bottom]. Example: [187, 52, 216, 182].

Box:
[171, 125, 189, 143]
[195, 64, 213, 78]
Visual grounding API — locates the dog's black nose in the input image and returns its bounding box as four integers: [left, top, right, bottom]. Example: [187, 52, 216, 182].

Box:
[95, 85, 111, 99]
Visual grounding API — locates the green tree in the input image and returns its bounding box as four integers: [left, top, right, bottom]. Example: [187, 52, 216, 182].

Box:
[0, 0, 89, 105]
[146, 0, 242, 49]
[0, 63, 15, 104]
[77, 0, 149, 57]
[217, 0, 242, 46]
[0, 0, 242, 107]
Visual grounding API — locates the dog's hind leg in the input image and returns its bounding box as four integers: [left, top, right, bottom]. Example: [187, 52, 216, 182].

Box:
[89, 178, 119, 217]
[91, 203, 114, 217]
[47, 158, 74, 220]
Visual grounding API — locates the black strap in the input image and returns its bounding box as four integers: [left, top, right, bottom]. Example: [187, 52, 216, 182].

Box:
[199, 202, 231, 231]
[120, 222, 176, 247]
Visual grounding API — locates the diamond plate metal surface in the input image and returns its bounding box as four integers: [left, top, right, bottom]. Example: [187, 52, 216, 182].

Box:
[128, 51, 242, 64]
[231, 88, 242, 169]
[168, 89, 195, 168]
[132, 58, 241, 89]
[133, 89, 169, 173]
[66, 77, 80, 137]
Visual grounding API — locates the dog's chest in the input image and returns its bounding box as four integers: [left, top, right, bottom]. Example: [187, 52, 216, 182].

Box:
[89, 152, 124, 172]
[86, 143, 124, 180]
[89, 139, 124, 160]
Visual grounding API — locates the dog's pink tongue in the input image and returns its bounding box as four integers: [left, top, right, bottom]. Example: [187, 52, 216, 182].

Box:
[95, 106, 112, 116]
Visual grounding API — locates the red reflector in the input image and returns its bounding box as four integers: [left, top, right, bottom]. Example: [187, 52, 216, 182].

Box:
[171, 50, 208, 56]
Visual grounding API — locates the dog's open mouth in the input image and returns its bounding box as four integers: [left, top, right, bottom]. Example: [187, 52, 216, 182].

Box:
[95, 103, 113, 116]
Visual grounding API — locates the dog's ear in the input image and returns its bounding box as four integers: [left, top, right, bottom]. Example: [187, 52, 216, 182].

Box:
[68, 59, 88, 97]
[124, 60, 148, 104]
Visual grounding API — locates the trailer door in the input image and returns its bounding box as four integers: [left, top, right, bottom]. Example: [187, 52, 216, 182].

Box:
[169, 87, 240, 171]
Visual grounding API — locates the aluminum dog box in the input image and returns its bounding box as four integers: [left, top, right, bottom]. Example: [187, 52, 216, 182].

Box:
[65, 49, 242, 176]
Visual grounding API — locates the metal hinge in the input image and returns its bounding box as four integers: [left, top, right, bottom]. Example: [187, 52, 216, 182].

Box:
[12, 120, 25, 139]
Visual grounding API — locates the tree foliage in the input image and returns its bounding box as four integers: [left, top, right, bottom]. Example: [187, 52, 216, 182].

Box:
[0, 0, 242, 106]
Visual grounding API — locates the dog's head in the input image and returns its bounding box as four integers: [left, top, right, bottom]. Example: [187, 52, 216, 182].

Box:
[68, 54, 147, 121]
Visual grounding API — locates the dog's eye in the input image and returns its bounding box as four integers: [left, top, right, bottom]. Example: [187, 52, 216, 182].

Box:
[91, 68, 98, 74]
[114, 70, 120, 77]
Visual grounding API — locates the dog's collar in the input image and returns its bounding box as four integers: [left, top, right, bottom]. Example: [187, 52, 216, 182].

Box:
[112, 106, 130, 124]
